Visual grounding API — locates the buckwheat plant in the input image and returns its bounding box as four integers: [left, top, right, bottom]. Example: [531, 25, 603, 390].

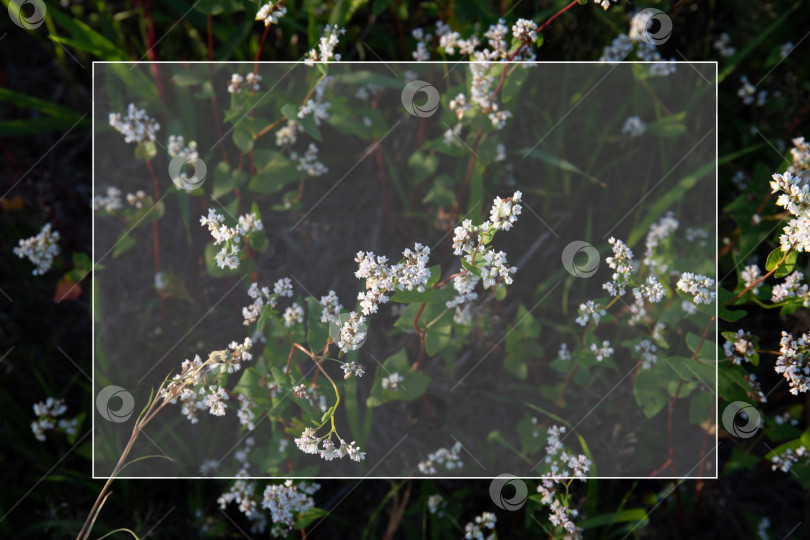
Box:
[30, 397, 78, 442]
[13, 223, 60, 275]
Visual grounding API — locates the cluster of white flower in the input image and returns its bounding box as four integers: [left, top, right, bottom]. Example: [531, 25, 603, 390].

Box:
[576, 299, 606, 327]
[464, 512, 497, 540]
[489, 191, 522, 230]
[353, 242, 431, 317]
[723, 330, 756, 365]
[481, 250, 517, 289]
[677, 272, 716, 305]
[126, 190, 146, 209]
[737, 76, 766, 106]
[319, 290, 342, 325]
[595, 0, 615, 10]
[771, 445, 807, 473]
[558, 342, 572, 361]
[770, 171, 810, 252]
[109, 103, 160, 144]
[92, 187, 123, 212]
[236, 394, 256, 430]
[512, 18, 538, 42]
[168, 134, 197, 160]
[275, 119, 298, 147]
[261, 480, 319, 535]
[603, 237, 635, 296]
[635, 339, 658, 369]
[417, 441, 464, 474]
[282, 303, 304, 328]
[433, 20, 476, 57]
[685, 227, 709, 245]
[305, 25, 345, 65]
[200, 208, 263, 270]
[31, 397, 75, 442]
[713, 32, 736, 57]
[298, 78, 332, 126]
[255, 1, 286, 26]
[621, 116, 646, 137]
[641, 212, 678, 274]
[290, 143, 328, 177]
[590, 340, 614, 362]
[411, 27, 432, 61]
[293, 427, 366, 462]
[788, 137, 810, 175]
[293, 384, 327, 413]
[337, 312, 367, 353]
[242, 279, 294, 325]
[633, 276, 666, 304]
[210, 337, 254, 374]
[13, 223, 61, 275]
[775, 331, 810, 395]
[203, 385, 228, 416]
[228, 72, 261, 94]
[771, 271, 809, 304]
[427, 494, 445, 515]
[340, 361, 365, 379]
[536, 426, 588, 536]
[381, 372, 404, 391]
[488, 108, 512, 130]
[745, 373, 767, 403]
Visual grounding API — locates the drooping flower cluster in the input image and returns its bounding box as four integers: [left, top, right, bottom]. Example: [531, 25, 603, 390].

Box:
[200, 208, 263, 270]
[723, 330, 757, 365]
[255, 1, 286, 26]
[337, 312, 367, 353]
[643, 212, 679, 273]
[31, 397, 76, 442]
[771, 445, 808, 473]
[787, 137, 810, 175]
[417, 441, 464, 475]
[602, 237, 634, 296]
[227, 72, 261, 94]
[304, 25, 345, 65]
[463, 512, 497, 540]
[261, 480, 319, 535]
[353, 242, 431, 318]
[411, 27, 432, 61]
[621, 116, 646, 137]
[167, 135, 202, 189]
[775, 331, 810, 395]
[536, 425, 589, 538]
[109, 103, 160, 144]
[676, 272, 716, 305]
[318, 290, 342, 325]
[290, 143, 328, 177]
[293, 427, 366, 462]
[242, 278, 294, 325]
[13, 223, 61, 275]
[770, 171, 810, 252]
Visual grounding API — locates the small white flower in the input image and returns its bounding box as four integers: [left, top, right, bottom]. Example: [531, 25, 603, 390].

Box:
[255, 1, 286, 26]
[590, 340, 614, 362]
[381, 372, 404, 391]
[677, 272, 716, 305]
[283, 303, 304, 328]
[13, 223, 60, 275]
[621, 116, 646, 137]
[109, 103, 160, 144]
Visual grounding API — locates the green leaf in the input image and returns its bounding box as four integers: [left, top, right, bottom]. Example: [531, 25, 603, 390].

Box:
[294, 507, 327, 529]
[579, 509, 650, 531]
[233, 125, 254, 153]
[112, 232, 135, 258]
[634, 370, 668, 419]
[305, 297, 330, 352]
[424, 313, 453, 356]
[765, 247, 797, 278]
[249, 156, 306, 194]
[521, 148, 602, 186]
[689, 390, 715, 425]
[408, 151, 438, 185]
